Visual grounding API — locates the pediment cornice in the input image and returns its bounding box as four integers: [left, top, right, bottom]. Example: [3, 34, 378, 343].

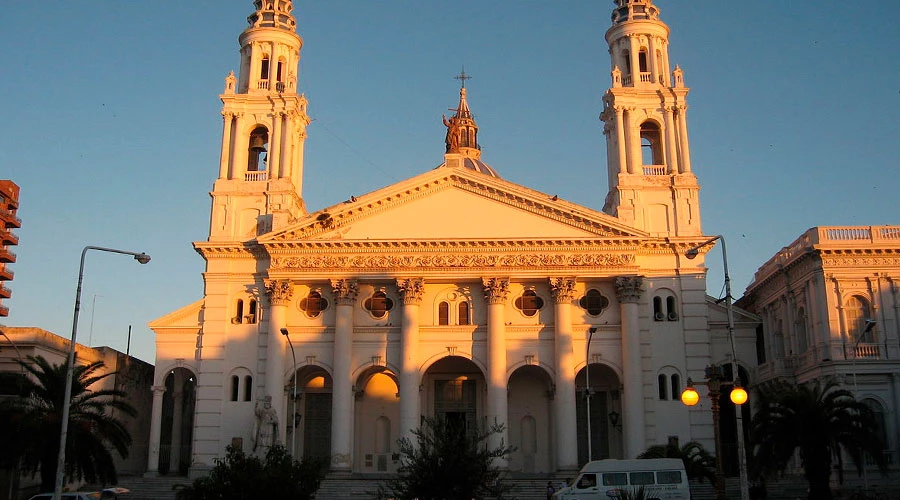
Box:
[262, 171, 647, 242]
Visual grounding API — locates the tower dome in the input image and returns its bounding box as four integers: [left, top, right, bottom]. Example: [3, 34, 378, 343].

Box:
[436, 75, 500, 178]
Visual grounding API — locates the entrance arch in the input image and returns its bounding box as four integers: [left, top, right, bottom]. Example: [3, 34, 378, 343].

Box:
[354, 366, 400, 473]
[287, 366, 333, 462]
[423, 356, 485, 436]
[575, 363, 622, 465]
[159, 367, 196, 475]
[508, 364, 554, 473]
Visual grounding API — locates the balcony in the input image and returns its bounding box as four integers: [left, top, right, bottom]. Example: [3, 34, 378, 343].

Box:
[851, 343, 883, 359]
[0, 230, 17, 246]
[0, 208, 21, 228]
[0, 284, 10, 298]
[0, 246, 14, 263]
[244, 171, 268, 182]
[642, 165, 667, 175]
[0, 304, 7, 317]
[0, 266, 12, 281]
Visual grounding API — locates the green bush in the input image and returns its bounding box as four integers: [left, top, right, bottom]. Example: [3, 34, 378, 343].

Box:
[175, 445, 325, 500]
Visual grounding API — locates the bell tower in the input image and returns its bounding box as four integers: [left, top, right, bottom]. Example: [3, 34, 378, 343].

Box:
[209, 0, 310, 242]
[600, 0, 701, 237]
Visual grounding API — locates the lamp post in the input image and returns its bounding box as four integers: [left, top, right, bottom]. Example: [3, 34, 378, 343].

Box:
[681, 366, 728, 500]
[685, 235, 749, 500]
[280, 327, 298, 458]
[53, 246, 150, 500]
[585, 327, 597, 462]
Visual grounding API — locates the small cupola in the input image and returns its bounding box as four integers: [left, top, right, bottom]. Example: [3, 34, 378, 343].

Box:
[437, 72, 499, 178]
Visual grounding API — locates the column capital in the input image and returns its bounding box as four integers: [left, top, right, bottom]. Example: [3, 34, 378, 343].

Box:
[396, 277, 425, 305]
[265, 279, 294, 306]
[330, 278, 359, 306]
[549, 277, 577, 304]
[151, 385, 167, 395]
[615, 276, 645, 304]
[482, 277, 510, 305]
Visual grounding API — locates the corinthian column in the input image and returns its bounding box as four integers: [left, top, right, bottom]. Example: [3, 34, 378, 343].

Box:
[615, 276, 645, 457]
[264, 278, 293, 441]
[482, 277, 510, 468]
[397, 278, 425, 443]
[550, 277, 579, 471]
[329, 278, 358, 471]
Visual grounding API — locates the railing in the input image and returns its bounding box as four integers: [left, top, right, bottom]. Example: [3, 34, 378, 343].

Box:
[851, 343, 882, 359]
[639, 71, 653, 83]
[0, 207, 21, 227]
[257, 80, 270, 90]
[0, 284, 11, 298]
[642, 165, 667, 175]
[0, 247, 15, 262]
[623, 74, 633, 86]
[244, 171, 268, 182]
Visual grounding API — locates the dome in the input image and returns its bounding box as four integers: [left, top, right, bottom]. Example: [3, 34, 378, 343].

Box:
[436, 157, 500, 178]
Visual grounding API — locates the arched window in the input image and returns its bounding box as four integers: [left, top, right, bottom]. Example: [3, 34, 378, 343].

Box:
[796, 308, 808, 353]
[862, 399, 887, 457]
[235, 299, 244, 324]
[670, 374, 681, 398]
[515, 289, 544, 317]
[458, 302, 470, 325]
[845, 295, 874, 343]
[247, 299, 258, 324]
[640, 122, 663, 166]
[364, 290, 394, 319]
[248, 126, 269, 172]
[260, 56, 270, 80]
[230, 375, 240, 401]
[243, 375, 252, 402]
[658, 374, 668, 400]
[622, 50, 632, 84]
[579, 289, 610, 316]
[300, 290, 328, 318]
[653, 296, 663, 321]
[438, 301, 450, 325]
[666, 296, 678, 321]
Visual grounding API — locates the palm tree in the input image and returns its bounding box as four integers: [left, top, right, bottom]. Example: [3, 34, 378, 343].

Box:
[0, 355, 137, 492]
[750, 379, 887, 500]
[638, 440, 717, 484]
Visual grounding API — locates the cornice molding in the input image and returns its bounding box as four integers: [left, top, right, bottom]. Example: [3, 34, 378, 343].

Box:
[271, 252, 637, 272]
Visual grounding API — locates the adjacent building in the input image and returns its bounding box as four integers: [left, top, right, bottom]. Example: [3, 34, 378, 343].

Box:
[149, 0, 759, 477]
[0, 180, 20, 318]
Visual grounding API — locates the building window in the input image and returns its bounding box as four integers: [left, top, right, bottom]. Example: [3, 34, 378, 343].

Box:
[658, 370, 682, 401]
[244, 375, 252, 402]
[658, 374, 668, 400]
[300, 290, 328, 318]
[670, 374, 681, 398]
[666, 296, 677, 321]
[640, 121, 663, 166]
[235, 299, 244, 324]
[845, 295, 874, 343]
[260, 56, 270, 80]
[579, 289, 610, 316]
[365, 290, 394, 319]
[246, 299, 257, 324]
[515, 289, 544, 317]
[458, 302, 470, 325]
[653, 293, 678, 321]
[230, 375, 240, 401]
[438, 301, 450, 325]
[248, 126, 269, 172]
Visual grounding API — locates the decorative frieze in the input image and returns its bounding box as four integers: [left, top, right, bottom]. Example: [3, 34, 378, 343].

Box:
[264, 279, 294, 306]
[614, 276, 645, 303]
[396, 277, 425, 305]
[271, 252, 635, 271]
[329, 279, 359, 306]
[549, 277, 577, 303]
[482, 278, 510, 305]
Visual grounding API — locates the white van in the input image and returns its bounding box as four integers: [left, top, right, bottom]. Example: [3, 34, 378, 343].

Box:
[552, 458, 690, 500]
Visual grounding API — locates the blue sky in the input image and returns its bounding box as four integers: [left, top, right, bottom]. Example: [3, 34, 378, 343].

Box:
[2, 1, 898, 363]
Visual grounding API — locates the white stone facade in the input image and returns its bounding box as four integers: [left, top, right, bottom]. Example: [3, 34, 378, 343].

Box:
[149, 0, 759, 476]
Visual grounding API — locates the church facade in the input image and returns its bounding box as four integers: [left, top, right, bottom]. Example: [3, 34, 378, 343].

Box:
[149, 0, 759, 476]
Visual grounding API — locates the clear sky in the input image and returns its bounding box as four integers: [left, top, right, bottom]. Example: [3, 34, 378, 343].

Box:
[2, 1, 898, 363]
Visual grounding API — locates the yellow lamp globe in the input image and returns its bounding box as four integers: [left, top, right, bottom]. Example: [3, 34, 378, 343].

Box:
[730, 386, 748, 405]
[681, 387, 700, 406]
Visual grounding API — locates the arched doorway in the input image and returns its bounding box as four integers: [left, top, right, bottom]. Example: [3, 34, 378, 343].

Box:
[423, 356, 485, 436]
[287, 366, 333, 463]
[507, 364, 554, 473]
[354, 367, 400, 473]
[159, 367, 196, 475]
[575, 363, 622, 465]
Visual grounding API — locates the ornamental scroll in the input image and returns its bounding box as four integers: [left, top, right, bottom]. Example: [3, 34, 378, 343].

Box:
[614, 276, 645, 304]
[271, 252, 636, 270]
[396, 278, 425, 305]
[330, 279, 359, 306]
[264, 279, 294, 306]
[482, 278, 510, 305]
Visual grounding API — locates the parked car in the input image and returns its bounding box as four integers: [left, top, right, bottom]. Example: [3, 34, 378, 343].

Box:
[28, 487, 130, 500]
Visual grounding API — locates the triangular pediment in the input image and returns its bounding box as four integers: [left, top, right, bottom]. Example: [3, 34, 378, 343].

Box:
[261, 168, 646, 243]
[149, 299, 203, 330]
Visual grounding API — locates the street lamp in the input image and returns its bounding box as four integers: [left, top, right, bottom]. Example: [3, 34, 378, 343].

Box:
[685, 235, 749, 500]
[281, 327, 298, 458]
[681, 365, 733, 500]
[53, 246, 150, 500]
[584, 327, 598, 461]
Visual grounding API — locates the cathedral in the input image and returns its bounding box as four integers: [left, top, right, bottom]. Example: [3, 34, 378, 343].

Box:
[148, 0, 759, 477]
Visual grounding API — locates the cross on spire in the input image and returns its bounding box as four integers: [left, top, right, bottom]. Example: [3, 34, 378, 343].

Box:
[454, 67, 471, 89]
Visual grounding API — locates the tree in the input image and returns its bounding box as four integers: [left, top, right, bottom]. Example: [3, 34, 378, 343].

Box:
[174, 445, 325, 500]
[377, 416, 516, 500]
[638, 440, 717, 484]
[0, 355, 136, 492]
[750, 379, 887, 500]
